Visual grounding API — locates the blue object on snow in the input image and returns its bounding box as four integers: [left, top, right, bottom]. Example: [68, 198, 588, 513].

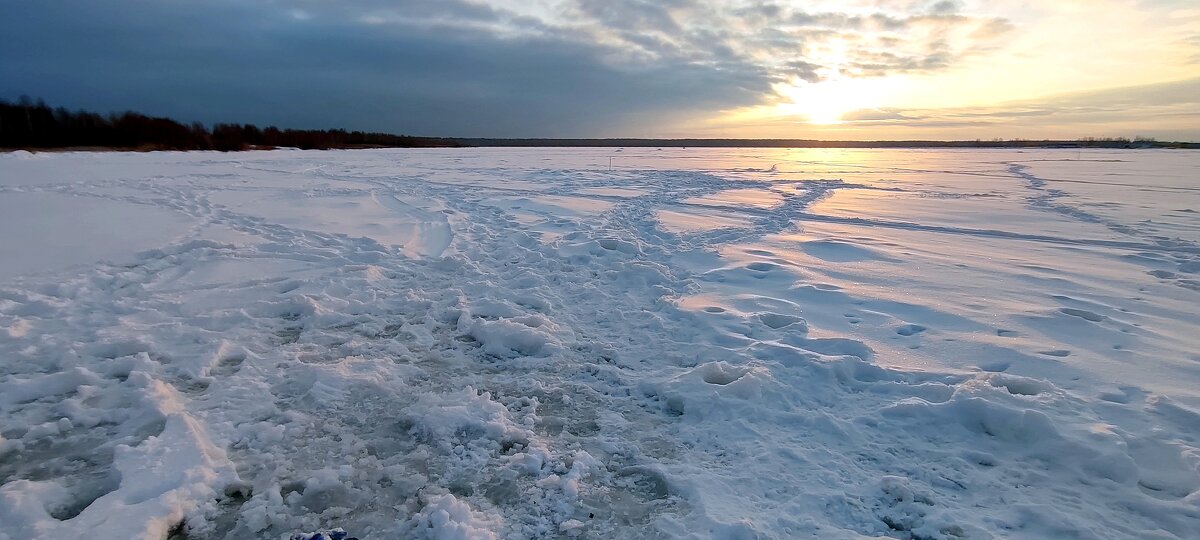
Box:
[290, 527, 355, 540]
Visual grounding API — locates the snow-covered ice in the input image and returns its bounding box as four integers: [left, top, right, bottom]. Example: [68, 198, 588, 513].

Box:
[1, 147, 1198, 539]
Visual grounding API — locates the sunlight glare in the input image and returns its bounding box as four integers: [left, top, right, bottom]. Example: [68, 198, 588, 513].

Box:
[775, 76, 896, 125]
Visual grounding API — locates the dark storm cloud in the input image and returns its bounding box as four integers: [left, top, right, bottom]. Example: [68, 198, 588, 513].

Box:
[0, 0, 1015, 136]
[0, 0, 772, 136]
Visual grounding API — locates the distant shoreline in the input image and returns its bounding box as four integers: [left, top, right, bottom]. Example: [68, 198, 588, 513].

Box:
[4, 98, 1196, 152]
[454, 138, 1199, 149]
[6, 139, 1198, 153]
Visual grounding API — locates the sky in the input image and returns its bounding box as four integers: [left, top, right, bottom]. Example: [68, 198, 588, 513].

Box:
[1, 0, 1198, 140]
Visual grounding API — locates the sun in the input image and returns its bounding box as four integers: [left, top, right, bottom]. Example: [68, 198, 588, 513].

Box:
[798, 93, 849, 124]
[773, 75, 897, 125]
[708, 74, 906, 133]
[753, 72, 902, 126]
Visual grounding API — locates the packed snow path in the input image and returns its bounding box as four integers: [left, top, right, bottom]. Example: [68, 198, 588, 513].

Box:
[1, 148, 1198, 539]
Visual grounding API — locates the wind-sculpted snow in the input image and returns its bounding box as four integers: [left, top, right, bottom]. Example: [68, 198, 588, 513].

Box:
[0, 148, 1198, 539]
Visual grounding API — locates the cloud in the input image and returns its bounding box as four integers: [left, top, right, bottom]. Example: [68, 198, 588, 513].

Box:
[971, 17, 1016, 39]
[928, 1, 964, 15]
[0, 0, 782, 136]
[841, 109, 916, 121]
[721, 3, 1014, 80]
[821, 77, 1200, 139]
[0, 0, 1019, 136]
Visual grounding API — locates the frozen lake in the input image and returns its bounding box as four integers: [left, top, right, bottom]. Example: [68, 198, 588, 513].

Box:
[1, 148, 1198, 539]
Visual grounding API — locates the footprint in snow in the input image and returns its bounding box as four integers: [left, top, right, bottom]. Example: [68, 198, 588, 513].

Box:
[210, 352, 246, 377]
[745, 261, 780, 272]
[756, 312, 805, 329]
[895, 323, 927, 336]
[978, 361, 1010, 372]
[1059, 307, 1106, 322]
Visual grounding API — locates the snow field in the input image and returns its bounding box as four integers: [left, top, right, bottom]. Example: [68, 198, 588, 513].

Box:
[0, 148, 1198, 539]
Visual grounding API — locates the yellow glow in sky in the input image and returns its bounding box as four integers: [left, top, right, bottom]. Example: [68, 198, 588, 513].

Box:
[695, 0, 1200, 140]
[764, 76, 904, 125]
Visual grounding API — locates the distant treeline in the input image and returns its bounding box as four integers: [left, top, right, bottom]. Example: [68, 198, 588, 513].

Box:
[458, 137, 1199, 149]
[2, 97, 1196, 151]
[0, 97, 459, 151]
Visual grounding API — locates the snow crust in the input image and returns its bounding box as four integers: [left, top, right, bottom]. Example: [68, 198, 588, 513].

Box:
[1, 148, 1198, 539]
